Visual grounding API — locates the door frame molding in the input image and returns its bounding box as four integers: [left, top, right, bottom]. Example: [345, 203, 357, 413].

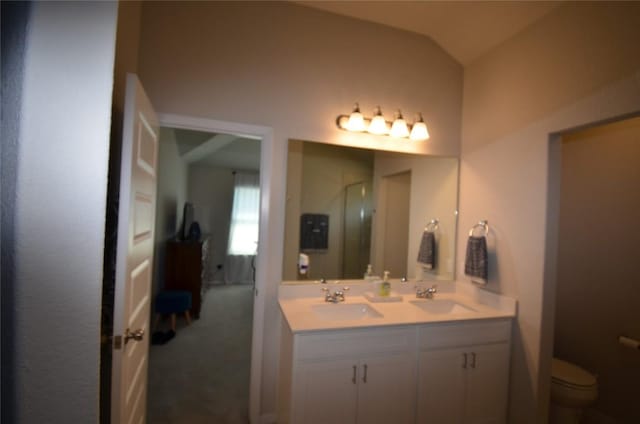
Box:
[158, 113, 273, 424]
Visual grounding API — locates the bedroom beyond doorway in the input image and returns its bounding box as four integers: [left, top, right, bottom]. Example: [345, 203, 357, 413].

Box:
[148, 126, 261, 422]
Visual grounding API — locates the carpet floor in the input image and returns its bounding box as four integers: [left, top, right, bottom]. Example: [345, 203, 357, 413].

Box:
[147, 284, 254, 424]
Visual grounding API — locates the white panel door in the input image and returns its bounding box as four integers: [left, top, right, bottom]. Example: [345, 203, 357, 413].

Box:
[417, 348, 467, 424]
[464, 343, 510, 424]
[356, 352, 417, 424]
[291, 358, 358, 424]
[111, 73, 159, 424]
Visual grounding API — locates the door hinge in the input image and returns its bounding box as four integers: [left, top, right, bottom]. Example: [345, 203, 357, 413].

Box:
[101, 333, 123, 350]
[113, 335, 123, 350]
[100, 334, 110, 346]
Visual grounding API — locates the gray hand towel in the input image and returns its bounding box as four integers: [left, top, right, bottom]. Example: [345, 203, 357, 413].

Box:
[417, 231, 436, 269]
[464, 236, 488, 284]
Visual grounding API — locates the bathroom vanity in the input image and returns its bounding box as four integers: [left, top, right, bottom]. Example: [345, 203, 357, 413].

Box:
[277, 282, 516, 424]
[278, 138, 513, 423]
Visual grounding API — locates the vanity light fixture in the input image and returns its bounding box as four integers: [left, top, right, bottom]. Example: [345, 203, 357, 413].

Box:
[336, 104, 430, 141]
[389, 110, 410, 138]
[409, 113, 430, 141]
[345, 103, 366, 132]
[368, 106, 389, 135]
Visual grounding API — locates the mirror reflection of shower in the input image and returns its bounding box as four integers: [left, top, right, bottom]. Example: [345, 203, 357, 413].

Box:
[342, 181, 373, 278]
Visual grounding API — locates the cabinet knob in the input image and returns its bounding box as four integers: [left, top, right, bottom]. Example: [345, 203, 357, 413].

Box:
[352, 365, 357, 384]
[471, 352, 477, 369]
[362, 364, 368, 383]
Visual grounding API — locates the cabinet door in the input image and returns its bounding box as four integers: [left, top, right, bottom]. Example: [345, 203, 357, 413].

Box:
[417, 348, 467, 424]
[291, 359, 358, 424]
[464, 343, 510, 424]
[356, 352, 416, 424]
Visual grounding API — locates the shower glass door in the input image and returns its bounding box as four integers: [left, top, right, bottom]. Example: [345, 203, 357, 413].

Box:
[342, 181, 372, 279]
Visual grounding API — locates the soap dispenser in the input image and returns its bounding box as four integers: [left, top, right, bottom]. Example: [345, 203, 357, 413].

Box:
[380, 271, 391, 297]
[364, 264, 374, 280]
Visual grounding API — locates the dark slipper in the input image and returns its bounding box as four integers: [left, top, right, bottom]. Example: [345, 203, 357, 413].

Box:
[151, 331, 167, 345]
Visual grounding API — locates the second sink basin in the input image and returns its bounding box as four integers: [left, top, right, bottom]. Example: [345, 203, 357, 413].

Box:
[409, 299, 476, 315]
[312, 303, 383, 321]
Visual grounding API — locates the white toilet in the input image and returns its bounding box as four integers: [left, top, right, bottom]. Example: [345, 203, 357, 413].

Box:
[550, 358, 598, 424]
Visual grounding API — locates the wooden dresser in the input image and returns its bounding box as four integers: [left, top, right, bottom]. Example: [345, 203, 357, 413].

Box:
[164, 237, 210, 319]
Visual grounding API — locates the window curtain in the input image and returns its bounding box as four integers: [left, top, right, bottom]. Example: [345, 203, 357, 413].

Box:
[225, 172, 260, 284]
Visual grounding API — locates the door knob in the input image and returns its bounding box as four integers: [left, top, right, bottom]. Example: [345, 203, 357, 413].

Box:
[124, 328, 145, 344]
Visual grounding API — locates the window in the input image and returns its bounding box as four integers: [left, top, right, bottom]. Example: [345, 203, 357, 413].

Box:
[227, 173, 260, 255]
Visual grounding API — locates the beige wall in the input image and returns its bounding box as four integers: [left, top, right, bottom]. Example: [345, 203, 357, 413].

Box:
[555, 117, 640, 423]
[138, 1, 462, 157]
[137, 1, 463, 415]
[460, 2, 640, 421]
[188, 165, 235, 282]
[112, 0, 142, 117]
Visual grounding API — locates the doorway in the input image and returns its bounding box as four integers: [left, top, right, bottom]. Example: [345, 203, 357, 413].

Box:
[147, 127, 261, 422]
[381, 171, 411, 277]
[549, 116, 640, 423]
[156, 114, 273, 423]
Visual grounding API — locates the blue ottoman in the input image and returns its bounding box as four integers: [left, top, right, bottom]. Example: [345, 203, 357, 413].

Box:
[154, 290, 192, 331]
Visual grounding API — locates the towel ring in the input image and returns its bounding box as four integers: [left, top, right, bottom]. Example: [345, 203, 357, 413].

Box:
[468, 220, 489, 237]
[425, 218, 439, 232]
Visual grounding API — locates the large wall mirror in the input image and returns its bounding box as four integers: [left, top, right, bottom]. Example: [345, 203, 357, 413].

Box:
[283, 140, 459, 282]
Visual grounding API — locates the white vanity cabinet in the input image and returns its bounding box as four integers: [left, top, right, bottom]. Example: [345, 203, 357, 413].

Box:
[416, 319, 512, 424]
[279, 324, 417, 424]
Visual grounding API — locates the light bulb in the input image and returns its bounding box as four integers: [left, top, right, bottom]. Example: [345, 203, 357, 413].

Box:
[346, 103, 366, 132]
[367, 106, 388, 135]
[409, 113, 430, 141]
[390, 110, 409, 138]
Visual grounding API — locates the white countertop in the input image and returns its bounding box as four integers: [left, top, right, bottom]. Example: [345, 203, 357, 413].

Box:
[279, 280, 517, 333]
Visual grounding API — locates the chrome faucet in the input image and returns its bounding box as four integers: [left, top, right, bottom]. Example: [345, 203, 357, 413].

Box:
[321, 286, 350, 303]
[415, 285, 438, 299]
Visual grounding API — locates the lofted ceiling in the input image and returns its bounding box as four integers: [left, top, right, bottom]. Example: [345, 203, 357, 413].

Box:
[171, 128, 261, 172]
[296, 1, 562, 65]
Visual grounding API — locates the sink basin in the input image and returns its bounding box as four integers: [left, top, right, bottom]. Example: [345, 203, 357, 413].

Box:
[311, 303, 383, 321]
[409, 299, 476, 315]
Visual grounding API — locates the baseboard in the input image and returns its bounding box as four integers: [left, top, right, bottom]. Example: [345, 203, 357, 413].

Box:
[259, 412, 277, 424]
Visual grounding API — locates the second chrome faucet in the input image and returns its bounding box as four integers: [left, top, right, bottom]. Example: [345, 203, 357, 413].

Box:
[415, 285, 438, 299]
